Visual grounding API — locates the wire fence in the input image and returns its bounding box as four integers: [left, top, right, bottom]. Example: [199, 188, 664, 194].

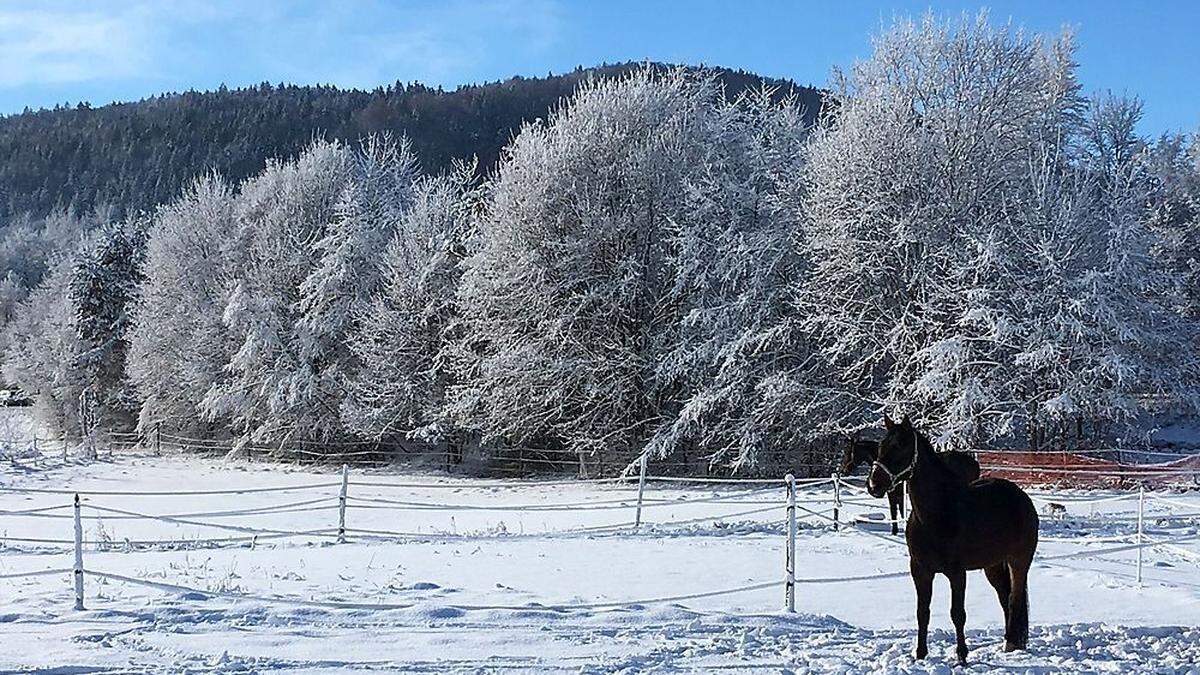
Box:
[72, 426, 1037, 486]
[9, 425, 1200, 493]
[1, 464, 1197, 618]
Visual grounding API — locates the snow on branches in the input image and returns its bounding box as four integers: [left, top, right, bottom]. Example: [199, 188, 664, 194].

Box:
[5, 16, 1198, 470]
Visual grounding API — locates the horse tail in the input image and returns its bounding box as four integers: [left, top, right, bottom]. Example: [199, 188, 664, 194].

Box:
[1008, 562, 1030, 648]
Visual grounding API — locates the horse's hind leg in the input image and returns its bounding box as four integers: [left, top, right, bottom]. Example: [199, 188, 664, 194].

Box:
[911, 561, 934, 660]
[1007, 562, 1031, 651]
[948, 568, 969, 664]
[984, 563, 1012, 639]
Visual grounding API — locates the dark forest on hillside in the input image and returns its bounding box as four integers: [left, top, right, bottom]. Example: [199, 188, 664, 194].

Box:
[0, 63, 820, 220]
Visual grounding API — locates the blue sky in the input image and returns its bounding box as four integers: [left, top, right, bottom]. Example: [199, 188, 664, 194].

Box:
[1, 0, 1197, 135]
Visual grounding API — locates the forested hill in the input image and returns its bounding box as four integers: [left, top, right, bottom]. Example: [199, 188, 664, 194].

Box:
[0, 63, 821, 220]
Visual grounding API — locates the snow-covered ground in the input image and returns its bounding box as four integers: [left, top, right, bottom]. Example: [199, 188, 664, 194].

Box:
[2, 445, 1199, 673]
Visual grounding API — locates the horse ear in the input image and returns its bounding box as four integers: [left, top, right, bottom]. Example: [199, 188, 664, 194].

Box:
[883, 414, 894, 429]
[901, 414, 912, 429]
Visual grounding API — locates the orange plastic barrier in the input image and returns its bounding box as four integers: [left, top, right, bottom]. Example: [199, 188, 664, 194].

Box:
[978, 450, 1200, 488]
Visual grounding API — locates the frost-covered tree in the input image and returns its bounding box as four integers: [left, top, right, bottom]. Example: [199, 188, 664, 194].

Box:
[69, 217, 148, 433]
[343, 161, 478, 446]
[2, 258, 86, 435]
[797, 14, 1197, 448]
[3, 216, 147, 441]
[454, 68, 719, 468]
[1143, 132, 1200, 321]
[201, 139, 354, 449]
[294, 135, 420, 443]
[127, 174, 238, 438]
[1010, 97, 1200, 446]
[648, 88, 811, 468]
[0, 208, 95, 378]
[796, 14, 1085, 446]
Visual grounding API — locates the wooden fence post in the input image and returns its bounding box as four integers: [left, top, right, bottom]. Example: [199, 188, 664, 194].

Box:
[634, 453, 648, 528]
[1136, 483, 1145, 585]
[785, 473, 796, 613]
[833, 471, 842, 530]
[73, 494, 85, 610]
[337, 464, 349, 544]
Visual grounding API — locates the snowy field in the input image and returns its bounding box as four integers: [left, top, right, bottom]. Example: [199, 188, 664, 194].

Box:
[2, 442, 1199, 672]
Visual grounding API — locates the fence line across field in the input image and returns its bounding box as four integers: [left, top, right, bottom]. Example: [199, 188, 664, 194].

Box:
[26, 431, 845, 476]
[975, 447, 1198, 460]
[38, 500, 1200, 616]
[979, 464, 1200, 478]
[1, 481, 344, 496]
[2, 465, 1198, 618]
[0, 469, 820, 552]
[10, 497, 340, 521]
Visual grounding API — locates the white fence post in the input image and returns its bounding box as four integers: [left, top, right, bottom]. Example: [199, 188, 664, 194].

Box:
[337, 464, 349, 544]
[832, 471, 841, 530]
[785, 473, 796, 613]
[634, 453, 648, 528]
[73, 493, 85, 610]
[1136, 483, 1145, 585]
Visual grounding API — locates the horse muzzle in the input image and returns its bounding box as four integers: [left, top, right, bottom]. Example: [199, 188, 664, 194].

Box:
[866, 474, 890, 499]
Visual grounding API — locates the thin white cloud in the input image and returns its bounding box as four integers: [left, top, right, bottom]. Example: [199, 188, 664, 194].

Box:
[236, 0, 566, 89]
[0, 0, 565, 94]
[0, 5, 151, 86]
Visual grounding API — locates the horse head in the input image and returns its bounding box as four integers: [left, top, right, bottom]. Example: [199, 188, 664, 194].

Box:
[840, 434, 878, 476]
[868, 414, 918, 498]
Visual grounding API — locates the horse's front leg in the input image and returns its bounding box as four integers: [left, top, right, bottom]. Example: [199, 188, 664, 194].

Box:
[911, 561, 934, 660]
[948, 568, 969, 664]
[889, 491, 899, 535]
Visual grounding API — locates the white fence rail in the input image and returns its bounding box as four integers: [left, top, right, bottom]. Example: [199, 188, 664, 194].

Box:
[2, 466, 1197, 615]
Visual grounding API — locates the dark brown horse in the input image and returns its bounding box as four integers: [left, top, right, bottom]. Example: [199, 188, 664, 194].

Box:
[840, 437, 982, 534]
[869, 416, 1038, 664]
[841, 438, 906, 534]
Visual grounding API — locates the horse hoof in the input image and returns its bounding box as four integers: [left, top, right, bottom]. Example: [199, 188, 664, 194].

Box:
[1004, 641, 1019, 652]
[914, 647, 928, 660]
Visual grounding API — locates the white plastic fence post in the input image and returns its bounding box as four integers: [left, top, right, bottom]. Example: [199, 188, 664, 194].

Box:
[634, 453, 648, 528]
[337, 464, 349, 544]
[832, 471, 841, 531]
[73, 493, 84, 610]
[785, 473, 796, 613]
[1136, 483, 1145, 585]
